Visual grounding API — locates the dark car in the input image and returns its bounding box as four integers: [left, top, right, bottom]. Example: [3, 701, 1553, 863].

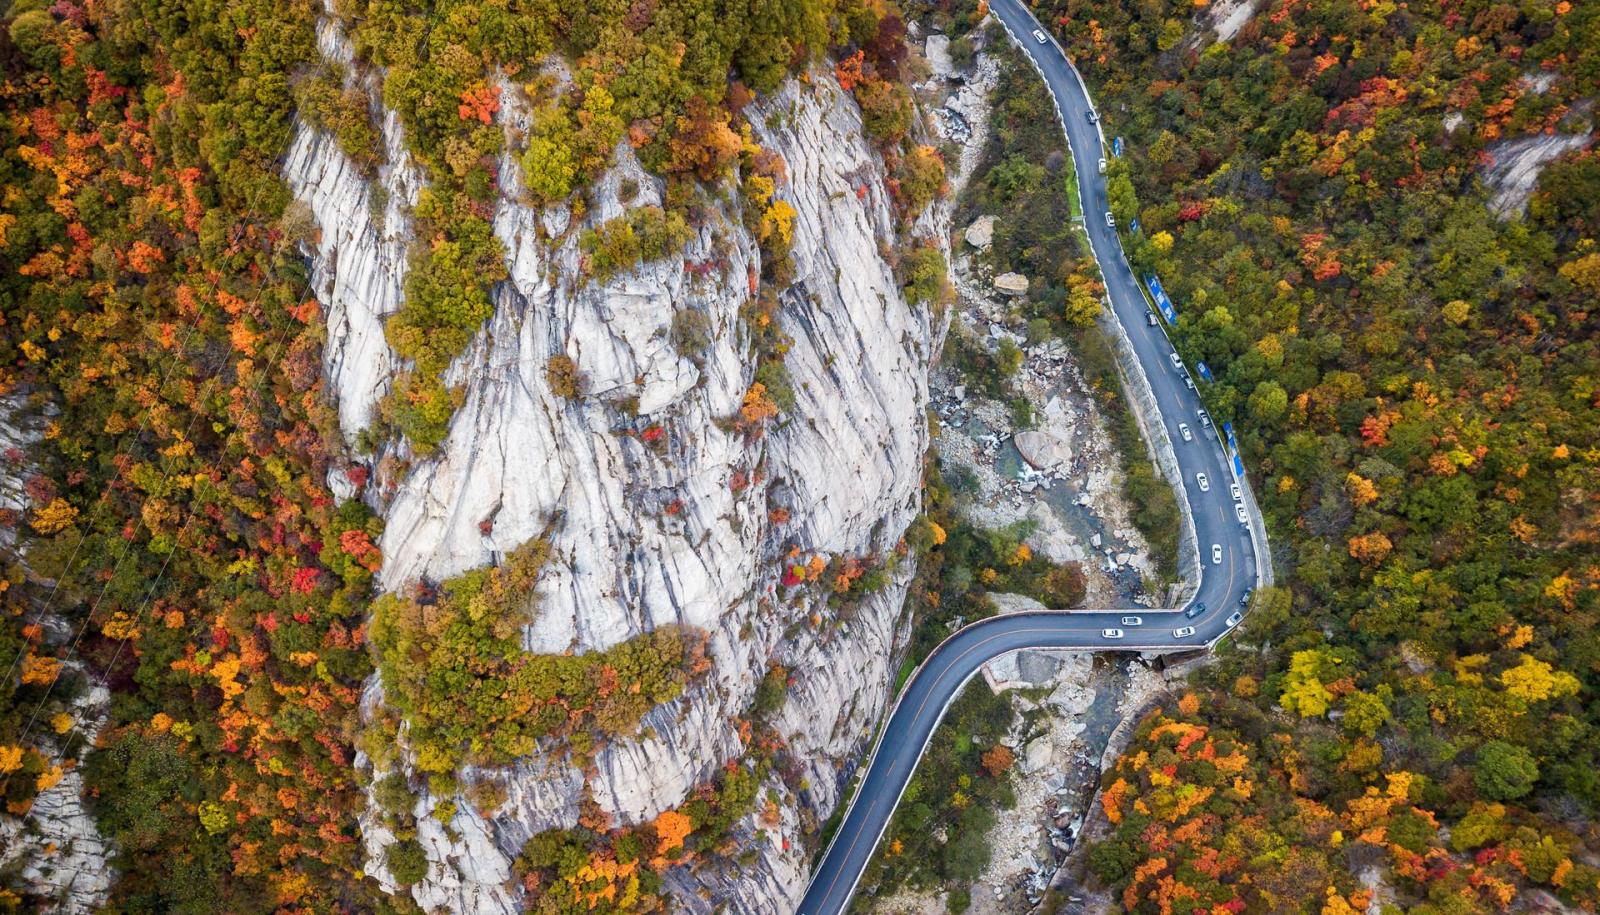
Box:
[1185, 602, 1206, 619]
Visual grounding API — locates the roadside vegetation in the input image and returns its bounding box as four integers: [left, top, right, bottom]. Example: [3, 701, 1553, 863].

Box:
[957, 38, 1087, 283]
[952, 35, 1182, 583]
[856, 682, 1020, 911]
[1072, 686, 1600, 911]
[903, 457, 1090, 673]
[830, 448, 1088, 907]
[850, 4, 1119, 907]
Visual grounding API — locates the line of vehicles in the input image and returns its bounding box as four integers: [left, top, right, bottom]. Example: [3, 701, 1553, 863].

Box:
[1023, 38, 1256, 648]
[1108, 249, 1255, 643]
[1100, 605, 1244, 641]
[1099, 320, 1257, 641]
[801, 13, 1272, 910]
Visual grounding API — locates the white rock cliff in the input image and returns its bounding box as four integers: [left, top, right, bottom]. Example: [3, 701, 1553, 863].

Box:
[0, 395, 114, 914]
[283, 16, 949, 912]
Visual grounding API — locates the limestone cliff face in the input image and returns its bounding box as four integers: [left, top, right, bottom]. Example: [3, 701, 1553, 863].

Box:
[283, 16, 422, 447]
[284, 15, 948, 912]
[0, 396, 114, 914]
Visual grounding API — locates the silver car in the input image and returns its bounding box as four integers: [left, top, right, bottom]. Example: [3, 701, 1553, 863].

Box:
[1102, 628, 1124, 639]
[1230, 483, 1242, 501]
[1236, 503, 1249, 524]
[1173, 626, 1196, 638]
[1178, 422, 1192, 442]
[1121, 616, 1143, 626]
[1196, 472, 1209, 492]
[1226, 611, 1243, 627]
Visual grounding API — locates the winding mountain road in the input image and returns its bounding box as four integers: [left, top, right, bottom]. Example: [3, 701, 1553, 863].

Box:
[796, 3, 1268, 912]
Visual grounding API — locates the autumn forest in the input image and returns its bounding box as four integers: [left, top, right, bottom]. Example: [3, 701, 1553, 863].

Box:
[1, 0, 1598, 909]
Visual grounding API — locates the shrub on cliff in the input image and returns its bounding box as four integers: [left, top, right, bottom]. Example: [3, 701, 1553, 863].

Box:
[856, 78, 913, 145]
[671, 308, 714, 356]
[370, 537, 707, 792]
[902, 245, 949, 307]
[385, 839, 429, 886]
[580, 206, 693, 283]
[294, 67, 384, 176]
[545, 354, 585, 399]
[520, 103, 580, 204]
[896, 145, 947, 216]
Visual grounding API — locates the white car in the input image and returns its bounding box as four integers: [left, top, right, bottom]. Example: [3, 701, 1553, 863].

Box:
[1087, 110, 1100, 124]
[1184, 376, 1196, 390]
[1033, 28, 1049, 42]
[1236, 503, 1249, 524]
[1211, 543, 1223, 564]
[1169, 352, 1183, 370]
[1173, 626, 1196, 638]
[1197, 409, 1211, 426]
[1098, 157, 1108, 174]
[1225, 611, 1243, 627]
[1230, 483, 1242, 501]
[1178, 422, 1192, 442]
[1146, 310, 1157, 326]
[1196, 472, 1209, 492]
[1121, 616, 1143, 626]
[1102, 628, 1124, 639]
[1105, 211, 1115, 229]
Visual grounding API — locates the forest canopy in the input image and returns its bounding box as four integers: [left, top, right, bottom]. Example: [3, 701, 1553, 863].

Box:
[0, 0, 931, 908]
[1020, 0, 1600, 903]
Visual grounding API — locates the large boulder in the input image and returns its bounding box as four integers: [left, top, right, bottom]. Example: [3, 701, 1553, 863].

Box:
[924, 34, 953, 78]
[1014, 429, 1070, 471]
[1021, 736, 1054, 774]
[993, 271, 1029, 296]
[965, 214, 995, 249]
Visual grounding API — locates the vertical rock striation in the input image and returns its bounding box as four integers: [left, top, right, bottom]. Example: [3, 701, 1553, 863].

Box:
[0, 395, 114, 914]
[282, 16, 423, 443]
[284, 14, 949, 910]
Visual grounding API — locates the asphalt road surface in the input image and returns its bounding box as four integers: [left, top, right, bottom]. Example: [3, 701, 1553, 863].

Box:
[796, 3, 1265, 912]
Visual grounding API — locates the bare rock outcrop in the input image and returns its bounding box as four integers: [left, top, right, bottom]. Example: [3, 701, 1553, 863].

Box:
[283, 14, 949, 911]
[1482, 130, 1593, 219]
[0, 395, 114, 914]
